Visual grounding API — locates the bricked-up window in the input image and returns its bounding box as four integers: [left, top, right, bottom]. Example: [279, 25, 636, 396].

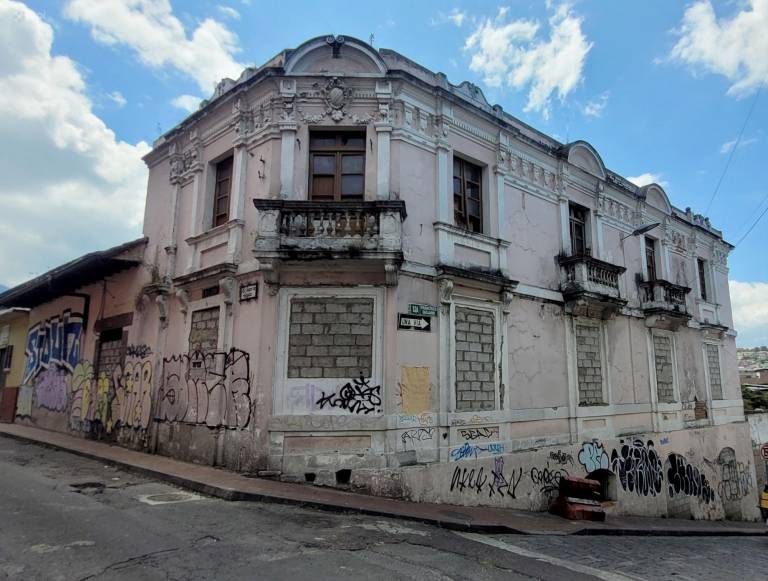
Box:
[96, 328, 125, 380]
[653, 334, 675, 403]
[287, 298, 373, 378]
[212, 156, 233, 228]
[569, 203, 589, 256]
[697, 258, 708, 301]
[706, 343, 723, 399]
[455, 307, 496, 411]
[575, 323, 604, 405]
[189, 307, 220, 353]
[453, 157, 482, 233]
[645, 237, 658, 281]
[309, 131, 366, 201]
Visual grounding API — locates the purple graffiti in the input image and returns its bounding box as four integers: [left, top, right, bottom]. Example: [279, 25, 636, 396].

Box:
[34, 366, 68, 411]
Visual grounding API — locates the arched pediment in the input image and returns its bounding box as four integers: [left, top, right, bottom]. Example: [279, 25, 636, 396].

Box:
[559, 141, 606, 180]
[284, 35, 387, 75]
[639, 183, 672, 214]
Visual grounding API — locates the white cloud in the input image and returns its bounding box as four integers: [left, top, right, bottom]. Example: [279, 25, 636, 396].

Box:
[720, 136, 759, 154]
[106, 90, 126, 107]
[464, 3, 592, 119]
[0, 1, 150, 287]
[669, 0, 768, 96]
[730, 281, 768, 346]
[64, 0, 246, 93]
[582, 91, 609, 117]
[627, 173, 668, 188]
[217, 5, 240, 20]
[431, 8, 467, 27]
[171, 94, 202, 113]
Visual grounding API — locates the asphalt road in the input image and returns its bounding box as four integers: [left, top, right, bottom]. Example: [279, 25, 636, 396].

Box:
[0, 437, 766, 581]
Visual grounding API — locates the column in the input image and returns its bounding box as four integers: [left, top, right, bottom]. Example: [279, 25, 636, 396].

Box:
[226, 144, 248, 263]
[375, 123, 391, 200]
[279, 122, 297, 199]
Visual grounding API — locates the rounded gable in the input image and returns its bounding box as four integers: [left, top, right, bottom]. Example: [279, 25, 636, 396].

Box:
[284, 35, 387, 75]
[560, 141, 606, 180]
[639, 183, 672, 214]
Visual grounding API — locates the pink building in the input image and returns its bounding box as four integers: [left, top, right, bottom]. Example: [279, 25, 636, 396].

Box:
[1, 36, 757, 520]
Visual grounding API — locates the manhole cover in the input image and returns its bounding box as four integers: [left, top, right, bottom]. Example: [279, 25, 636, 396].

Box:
[137, 491, 202, 505]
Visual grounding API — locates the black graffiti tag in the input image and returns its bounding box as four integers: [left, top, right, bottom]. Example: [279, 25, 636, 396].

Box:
[530, 464, 569, 497]
[611, 439, 663, 497]
[401, 427, 435, 447]
[450, 459, 523, 500]
[316, 375, 382, 415]
[667, 453, 714, 503]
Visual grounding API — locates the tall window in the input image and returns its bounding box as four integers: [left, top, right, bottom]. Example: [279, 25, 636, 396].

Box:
[697, 258, 708, 301]
[309, 131, 365, 200]
[569, 203, 588, 256]
[453, 157, 482, 233]
[212, 156, 233, 228]
[645, 237, 658, 281]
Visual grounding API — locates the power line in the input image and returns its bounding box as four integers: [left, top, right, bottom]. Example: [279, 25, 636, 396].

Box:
[734, 200, 768, 248]
[703, 87, 761, 215]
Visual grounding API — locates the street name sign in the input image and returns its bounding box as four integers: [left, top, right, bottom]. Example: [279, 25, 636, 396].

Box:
[398, 313, 432, 332]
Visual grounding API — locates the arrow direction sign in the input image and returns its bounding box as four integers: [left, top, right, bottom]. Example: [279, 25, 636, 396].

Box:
[398, 313, 432, 332]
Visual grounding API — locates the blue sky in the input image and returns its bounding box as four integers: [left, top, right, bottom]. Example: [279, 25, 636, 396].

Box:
[1, 0, 767, 345]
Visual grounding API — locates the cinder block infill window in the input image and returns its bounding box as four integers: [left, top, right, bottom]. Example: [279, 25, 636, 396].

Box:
[653, 334, 675, 403]
[575, 323, 604, 405]
[706, 343, 723, 400]
[288, 298, 373, 379]
[455, 306, 496, 411]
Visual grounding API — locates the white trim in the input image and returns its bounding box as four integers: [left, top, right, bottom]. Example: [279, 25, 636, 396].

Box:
[513, 283, 563, 303]
[273, 286, 386, 416]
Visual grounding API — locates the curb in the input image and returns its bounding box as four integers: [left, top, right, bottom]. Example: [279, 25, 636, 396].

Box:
[3, 430, 766, 537]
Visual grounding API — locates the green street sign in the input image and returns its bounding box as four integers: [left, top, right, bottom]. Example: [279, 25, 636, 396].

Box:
[408, 303, 438, 316]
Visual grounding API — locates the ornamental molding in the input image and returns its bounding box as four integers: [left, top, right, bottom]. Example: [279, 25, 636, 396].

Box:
[597, 194, 636, 228]
[169, 132, 202, 184]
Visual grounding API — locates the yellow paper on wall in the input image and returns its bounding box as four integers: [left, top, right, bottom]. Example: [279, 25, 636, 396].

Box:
[400, 366, 430, 414]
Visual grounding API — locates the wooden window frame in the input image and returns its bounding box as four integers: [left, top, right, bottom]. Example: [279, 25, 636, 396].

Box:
[308, 130, 366, 201]
[212, 156, 233, 228]
[453, 157, 483, 233]
[569, 203, 589, 257]
[645, 236, 658, 281]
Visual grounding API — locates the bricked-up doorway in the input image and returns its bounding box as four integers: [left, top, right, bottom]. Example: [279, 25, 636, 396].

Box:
[91, 324, 127, 440]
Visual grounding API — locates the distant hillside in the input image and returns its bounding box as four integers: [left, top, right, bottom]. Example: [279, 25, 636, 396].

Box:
[738, 347, 768, 371]
[0, 285, 7, 293]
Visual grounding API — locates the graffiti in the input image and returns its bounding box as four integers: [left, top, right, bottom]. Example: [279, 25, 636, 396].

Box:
[449, 442, 504, 462]
[667, 453, 714, 503]
[286, 384, 323, 413]
[579, 441, 610, 473]
[549, 449, 574, 466]
[68, 360, 94, 425]
[110, 358, 153, 431]
[717, 448, 752, 502]
[125, 344, 152, 359]
[659, 436, 670, 445]
[530, 464, 569, 497]
[23, 310, 84, 383]
[400, 427, 435, 448]
[398, 413, 434, 427]
[34, 366, 68, 411]
[611, 439, 663, 497]
[451, 415, 493, 426]
[158, 348, 253, 428]
[16, 385, 33, 418]
[457, 426, 500, 441]
[450, 461, 523, 500]
[316, 375, 382, 415]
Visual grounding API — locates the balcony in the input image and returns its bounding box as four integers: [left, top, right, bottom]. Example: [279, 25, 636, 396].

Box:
[639, 279, 691, 329]
[252, 200, 406, 285]
[558, 254, 626, 318]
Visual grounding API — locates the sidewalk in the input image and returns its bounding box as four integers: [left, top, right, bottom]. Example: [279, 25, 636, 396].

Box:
[1, 423, 765, 536]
